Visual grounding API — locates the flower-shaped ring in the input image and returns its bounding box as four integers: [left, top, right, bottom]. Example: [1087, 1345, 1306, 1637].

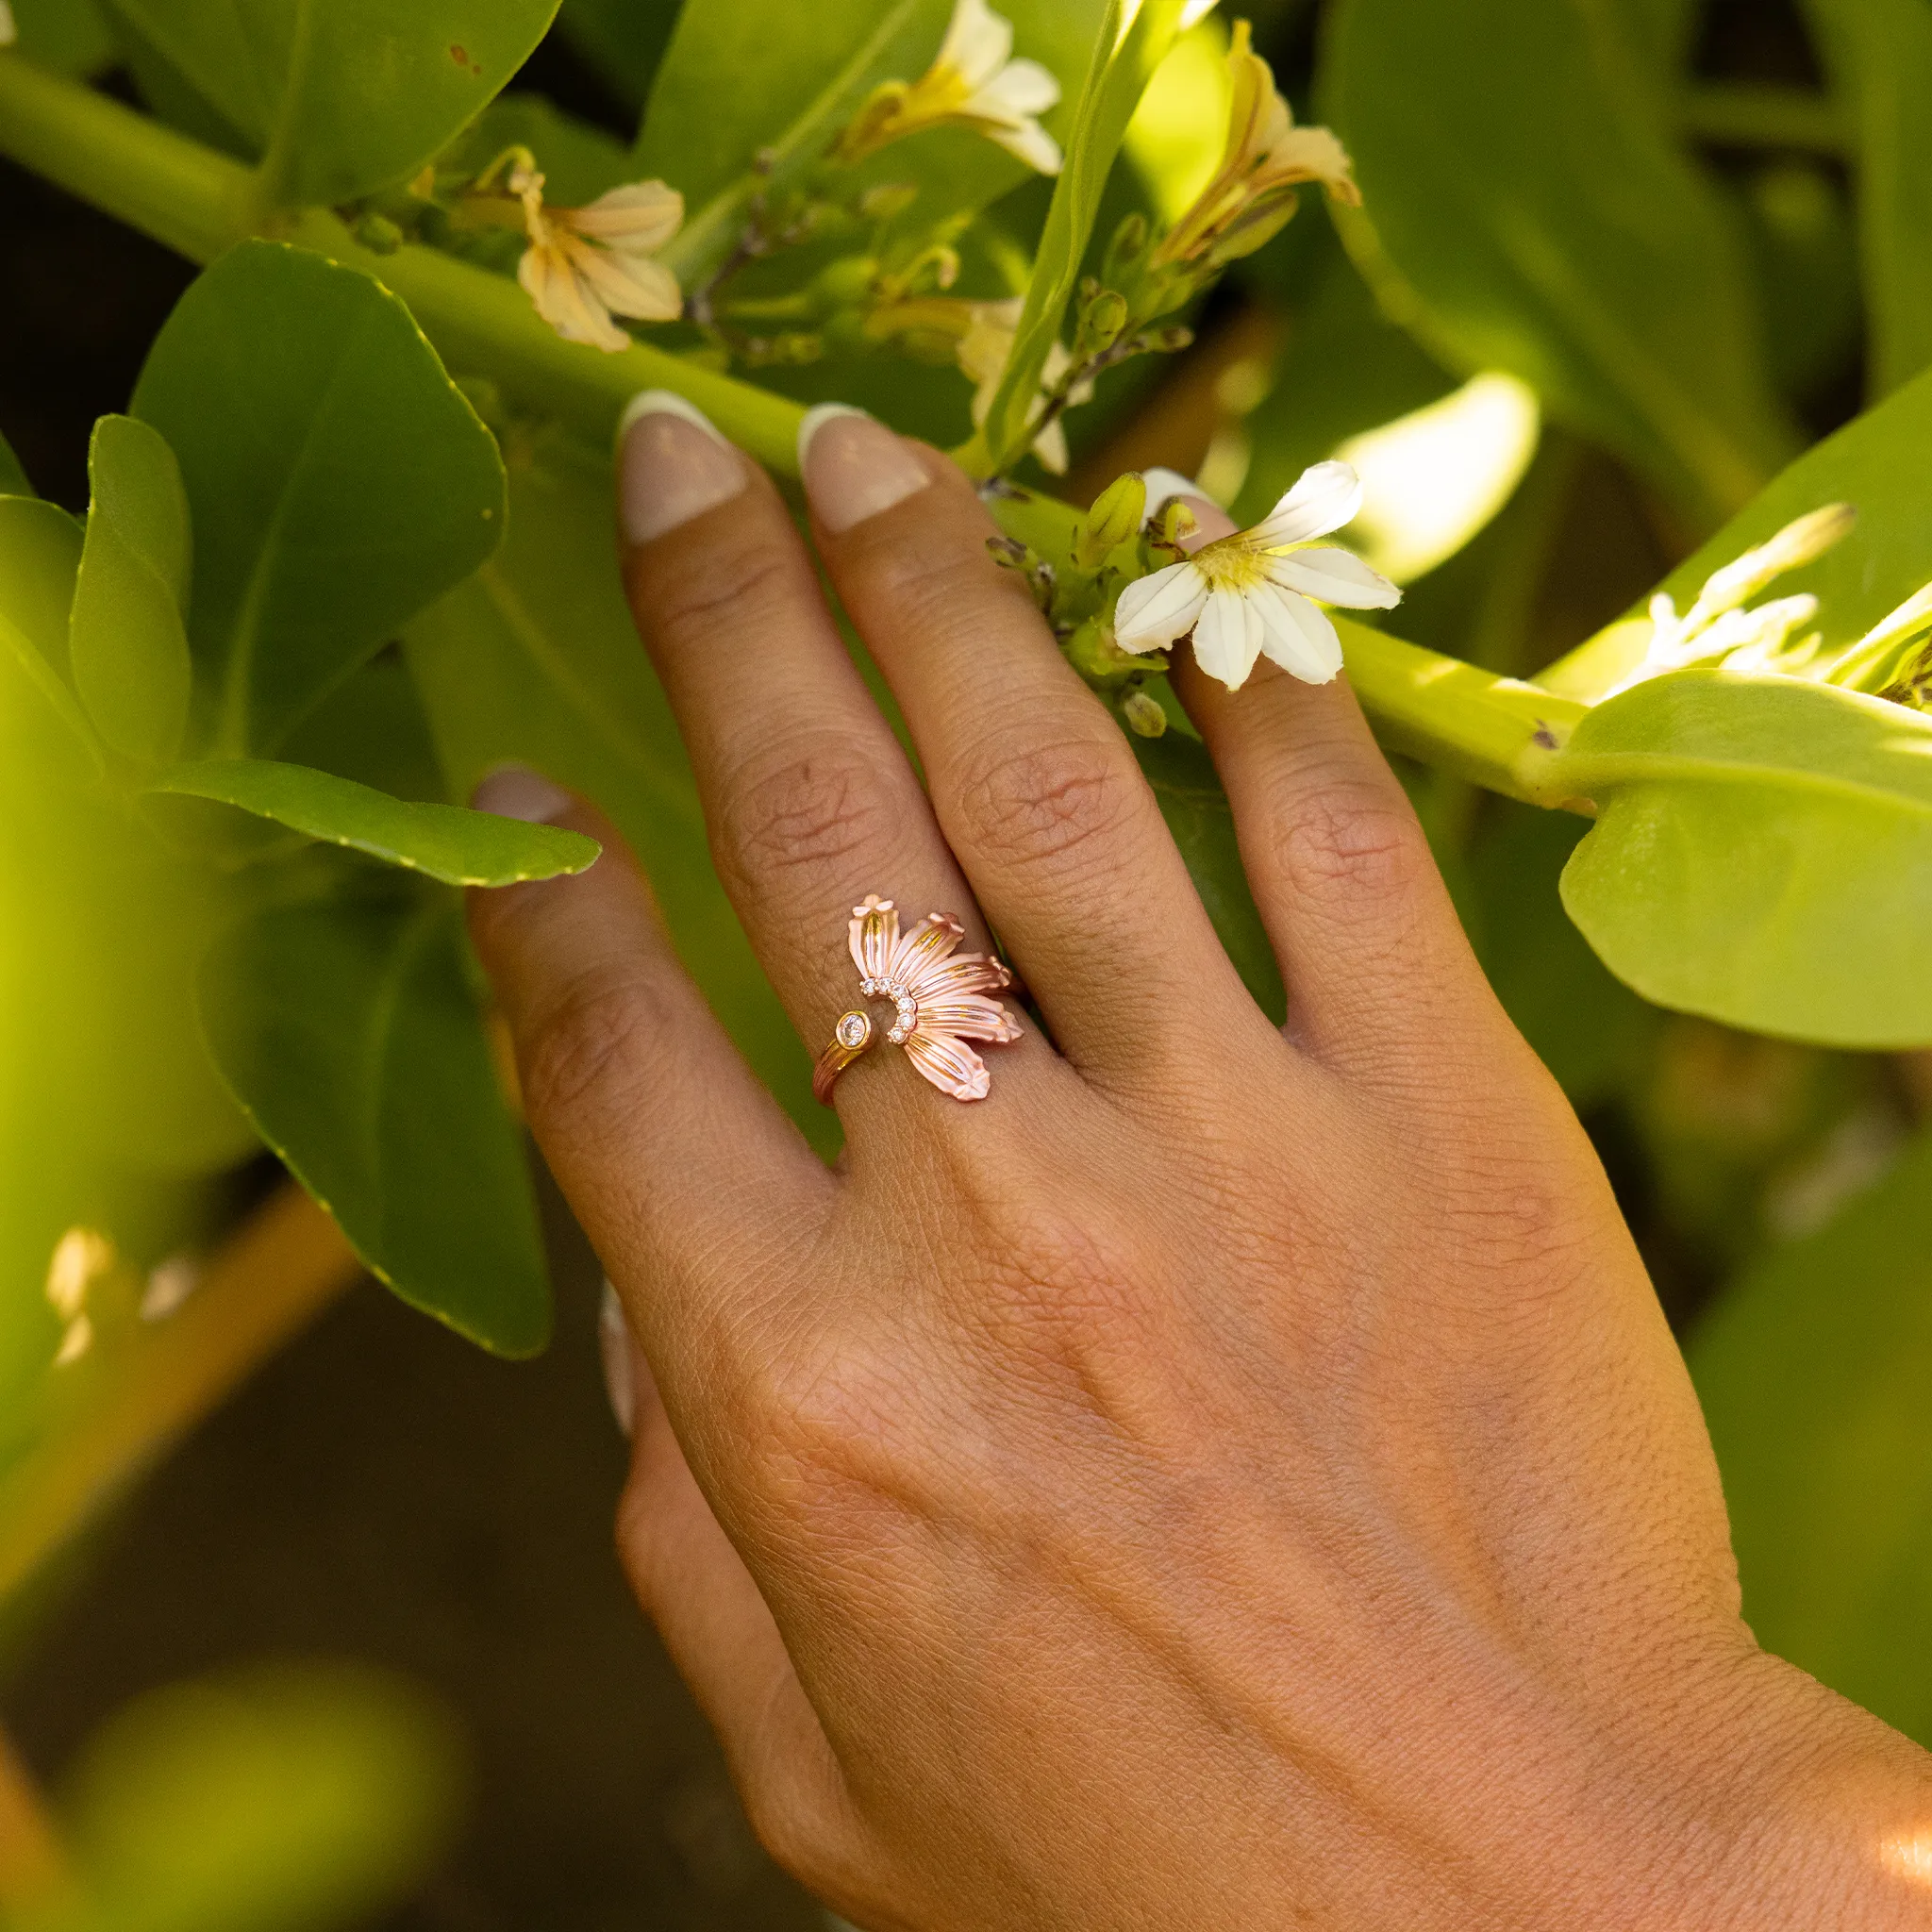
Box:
[812, 895, 1023, 1105]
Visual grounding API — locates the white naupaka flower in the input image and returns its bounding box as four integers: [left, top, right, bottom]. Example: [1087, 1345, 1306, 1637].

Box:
[956, 298, 1089, 474]
[1112, 460, 1401, 688]
[835, 0, 1063, 175]
[1617, 501, 1854, 691]
[512, 163, 684, 355]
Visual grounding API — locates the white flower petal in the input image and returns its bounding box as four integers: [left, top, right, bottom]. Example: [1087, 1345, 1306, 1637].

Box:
[1114, 561, 1208, 653]
[975, 56, 1060, 117]
[1140, 466, 1213, 516]
[520, 245, 631, 352]
[984, 117, 1063, 175]
[940, 0, 1012, 87]
[1246, 458, 1363, 548]
[1032, 417, 1070, 474]
[569, 180, 684, 250]
[1268, 545, 1401, 610]
[1191, 587, 1265, 689]
[1252, 584, 1343, 684]
[570, 241, 682, 322]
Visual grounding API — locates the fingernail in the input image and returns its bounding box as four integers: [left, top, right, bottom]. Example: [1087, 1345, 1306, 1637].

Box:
[798, 402, 932, 534]
[618, 390, 746, 545]
[599, 1280, 635, 1438]
[473, 762, 571, 823]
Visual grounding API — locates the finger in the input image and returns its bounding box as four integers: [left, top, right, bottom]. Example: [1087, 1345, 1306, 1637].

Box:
[615, 392, 1047, 1116]
[466, 770, 829, 1337]
[799, 410, 1259, 1086]
[1159, 493, 1491, 1074]
[611, 1321, 860, 1883]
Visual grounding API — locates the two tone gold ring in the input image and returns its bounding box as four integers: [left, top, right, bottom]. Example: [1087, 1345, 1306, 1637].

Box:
[813, 894, 1023, 1106]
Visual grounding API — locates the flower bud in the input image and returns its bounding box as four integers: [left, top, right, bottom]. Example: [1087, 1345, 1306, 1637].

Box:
[858, 181, 920, 222]
[1074, 288, 1130, 359]
[1075, 473, 1147, 567]
[355, 212, 406, 254]
[1122, 689, 1168, 737]
[814, 255, 880, 306]
[1104, 212, 1149, 281]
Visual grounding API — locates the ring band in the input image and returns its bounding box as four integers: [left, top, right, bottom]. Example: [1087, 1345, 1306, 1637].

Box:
[814, 894, 1023, 1106]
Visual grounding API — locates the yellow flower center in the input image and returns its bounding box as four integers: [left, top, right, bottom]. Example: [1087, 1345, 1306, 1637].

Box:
[1192, 540, 1274, 592]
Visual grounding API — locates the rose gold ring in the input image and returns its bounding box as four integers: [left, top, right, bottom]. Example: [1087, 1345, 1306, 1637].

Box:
[812, 894, 1023, 1106]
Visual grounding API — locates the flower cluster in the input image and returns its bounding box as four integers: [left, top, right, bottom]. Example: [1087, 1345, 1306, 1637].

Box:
[510, 163, 685, 354]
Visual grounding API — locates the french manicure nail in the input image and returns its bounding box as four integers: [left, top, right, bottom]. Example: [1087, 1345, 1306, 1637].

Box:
[473, 762, 571, 824]
[798, 402, 932, 535]
[599, 1280, 636, 1438]
[618, 390, 747, 545]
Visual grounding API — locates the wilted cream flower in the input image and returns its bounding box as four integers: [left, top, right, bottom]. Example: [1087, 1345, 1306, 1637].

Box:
[512, 163, 684, 355]
[835, 0, 1063, 175]
[1113, 459, 1400, 688]
[1156, 21, 1357, 269]
[958, 298, 1089, 474]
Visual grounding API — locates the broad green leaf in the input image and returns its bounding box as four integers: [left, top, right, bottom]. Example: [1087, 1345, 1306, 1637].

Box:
[976, 0, 1190, 474]
[152, 758, 599, 884]
[132, 242, 506, 756]
[94, 0, 561, 207]
[1691, 1127, 1932, 1748]
[69, 415, 193, 767]
[1797, 0, 1932, 398]
[402, 427, 826, 1148]
[1324, 0, 1798, 531]
[1469, 802, 1657, 1109]
[33, 1664, 458, 1932]
[648, 0, 1107, 283]
[0, 496, 97, 764]
[0, 426, 31, 497]
[1133, 727, 1284, 1021]
[1619, 0, 1699, 75]
[1543, 357, 1932, 700]
[7, 0, 116, 75]
[200, 887, 552, 1356]
[1551, 670, 1932, 1049]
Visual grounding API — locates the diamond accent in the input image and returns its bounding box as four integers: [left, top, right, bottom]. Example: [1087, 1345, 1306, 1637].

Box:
[836, 1011, 870, 1049]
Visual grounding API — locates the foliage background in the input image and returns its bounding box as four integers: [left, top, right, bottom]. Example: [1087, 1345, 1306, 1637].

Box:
[1, 0, 1930, 1924]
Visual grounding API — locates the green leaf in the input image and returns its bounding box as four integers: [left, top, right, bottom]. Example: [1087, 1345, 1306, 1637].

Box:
[200, 887, 552, 1356]
[649, 0, 1106, 284]
[1543, 356, 1932, 701]
[152, 758, 599, 885]
[1132, 727, 1284, 1022]
[6, 0, 117, 75]
[402, 427, 827, 1148]
[0, 427, 32, 497]
[1797, 0, 1932, 398]
[94, 0, 561, 207]
[37, 1664, 458, 1932]
[1690, 1127, 1932, 1749]
[132, 242, 506, 756]
[1324, 0, 1798, 531]
[1550, 670, 1932, 1049]
[69, 414, 193, 767]
[975, 0, 1190, 474]
[0, 496, 98, 764]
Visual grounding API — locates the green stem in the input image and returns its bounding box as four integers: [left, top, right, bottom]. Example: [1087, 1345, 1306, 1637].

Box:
[0, 48, 1588, 800]
[1676, 82, 1847, 157]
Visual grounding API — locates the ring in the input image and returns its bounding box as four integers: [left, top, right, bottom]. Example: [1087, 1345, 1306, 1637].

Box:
[812, 894, 1023, 1106]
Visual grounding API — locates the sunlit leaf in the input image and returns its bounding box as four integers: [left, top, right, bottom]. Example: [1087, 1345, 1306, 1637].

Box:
[401, 426, 827, 1148]
[0, 499, 97, 769]
[0, 427, 32, 497]
[68, 415, 193, 767]
[94, 0, 561, 206]
[132, 242, 506, 756]
[6, 0, 117, 75]
[1551, 670, 1932, 1049]
[1691, 1127, 1932, 1749]
[1324, 0, 1797, 531]
[976, 0, 1190, 474]
[1797, 0, 1932, 399]
[152, 758, 599, 886]
[31, 1664, 459, 1932]
[200, 884, 552, 1357]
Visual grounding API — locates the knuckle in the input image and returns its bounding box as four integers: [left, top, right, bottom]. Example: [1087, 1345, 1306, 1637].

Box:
[949, 732, 1140, 874]
[715, 737, 903, 894]
[520, 963, 670, 1130]
[1271, 783, 1434, 910]
[643, 537, 799, 659]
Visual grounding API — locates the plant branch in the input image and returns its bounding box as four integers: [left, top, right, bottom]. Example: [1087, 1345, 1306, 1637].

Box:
[0, 1187, 360, 1606]
[1676, 82, 1847, 157]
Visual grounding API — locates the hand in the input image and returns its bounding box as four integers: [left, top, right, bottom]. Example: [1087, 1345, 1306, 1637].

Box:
[468, 399, 1932, 1929]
